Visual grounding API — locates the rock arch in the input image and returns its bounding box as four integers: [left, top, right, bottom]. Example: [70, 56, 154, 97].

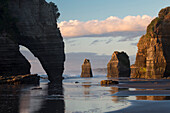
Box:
[19, 45, 46, 75]
[0, 0, 65, 83]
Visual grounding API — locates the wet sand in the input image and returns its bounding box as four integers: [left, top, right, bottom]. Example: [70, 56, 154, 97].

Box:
[109, 100, 170, 113]
[1, 76, 170, 113]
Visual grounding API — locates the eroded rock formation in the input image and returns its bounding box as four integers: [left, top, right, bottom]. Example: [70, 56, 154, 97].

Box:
[0, 35, 31, 76]
[100, 80, 119, 85]
[81, 59, 93, 77]
[131, 7, 170, 79]
[107, 51, 130, 78]
[0, 0, 65, 83]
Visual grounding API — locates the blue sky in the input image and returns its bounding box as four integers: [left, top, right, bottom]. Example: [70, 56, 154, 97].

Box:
[49, 0, 169, 75]
[22, 0, 170, 75]
[47, 0, 170, 22]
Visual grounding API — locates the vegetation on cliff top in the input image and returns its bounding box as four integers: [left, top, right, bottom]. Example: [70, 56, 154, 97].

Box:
[147, 17, 162, 37]
[49, 2, 60, 20]
[137, 9, 164, 49]
[159, 7, 170, 18]
[146, 7, 170, 39]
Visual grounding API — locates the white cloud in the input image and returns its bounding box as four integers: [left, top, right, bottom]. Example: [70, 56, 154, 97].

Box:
[58, 15, 154, 38]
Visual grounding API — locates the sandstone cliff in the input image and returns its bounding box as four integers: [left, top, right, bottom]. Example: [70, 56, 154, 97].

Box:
[0, 0, 65, 83]
[81, 59, 93, 77]
[131, 7, 170, 79]
[107, 51, 130, 78]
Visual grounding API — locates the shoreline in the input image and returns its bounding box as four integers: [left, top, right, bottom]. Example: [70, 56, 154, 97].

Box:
[109, 100, 170, 113]
[1, 75, 170, 112]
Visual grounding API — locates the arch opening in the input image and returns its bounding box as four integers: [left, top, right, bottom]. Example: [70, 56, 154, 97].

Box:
[19, 45, 46, 75]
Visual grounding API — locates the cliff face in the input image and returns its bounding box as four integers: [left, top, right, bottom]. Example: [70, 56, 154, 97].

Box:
[0, 0, 65, 83]
[81, 59, 93, 77]
[107, 51, 130, 78]
[0, 35, 31, 76]
[131, 7, 170, 79]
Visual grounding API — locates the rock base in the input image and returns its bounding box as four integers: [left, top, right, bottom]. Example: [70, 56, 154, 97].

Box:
[0, 74, 40, 84]
[101, 80, 119, 85]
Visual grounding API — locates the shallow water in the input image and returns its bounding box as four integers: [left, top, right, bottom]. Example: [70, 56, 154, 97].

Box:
[1, 75, 170, 113]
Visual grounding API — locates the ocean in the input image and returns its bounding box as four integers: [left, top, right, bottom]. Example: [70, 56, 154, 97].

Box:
[1, 74, 170, 113]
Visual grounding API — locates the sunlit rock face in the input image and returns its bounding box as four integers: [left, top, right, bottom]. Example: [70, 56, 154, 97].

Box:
[0, 0, 65, 83]
[81, 59, 93, 77]
[131, 7, 170, 79]
[107, 51, 130, 78]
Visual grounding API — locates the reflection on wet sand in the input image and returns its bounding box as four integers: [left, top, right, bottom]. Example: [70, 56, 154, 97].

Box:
[110, 87, 128, 102]
[36, 84, 65, 113]
[82, 82, 91, 96]
[136, 89, 170, 100]
[136, 96, 170, 100]
[0, 84, 65, 113]
[0, 85, 21, 113]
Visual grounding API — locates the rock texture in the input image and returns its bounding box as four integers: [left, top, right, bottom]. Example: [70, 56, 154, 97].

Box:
[100, 80, 119, 85]
[0, 0, 65, 83]
[81, 59, 93, 77]
[107, 51, 130, 78]
[0, 35, 31, 76]
[131, 7, 170, 79]
[0, 74, 39, 84]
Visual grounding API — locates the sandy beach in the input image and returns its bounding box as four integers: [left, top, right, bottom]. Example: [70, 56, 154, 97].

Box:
[1, 75, 170, 113]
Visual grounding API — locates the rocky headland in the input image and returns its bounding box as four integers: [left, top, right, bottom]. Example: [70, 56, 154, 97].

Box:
[131, 7, 170, 79]
[0, 0, 65, 83]
[107, 51, 130, 78]
[81, 59, 93, 77]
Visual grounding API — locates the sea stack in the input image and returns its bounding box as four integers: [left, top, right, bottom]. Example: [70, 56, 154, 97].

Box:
[81, 59, 93, 77]
[107, 51, 130, 78]
[131, 7, 170, 79]
[0, 0, 65, 83]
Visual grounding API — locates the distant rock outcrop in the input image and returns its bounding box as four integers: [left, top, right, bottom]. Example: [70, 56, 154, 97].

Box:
[107, 51, 130, 78]
[0, 0, 65, 83]
[131, 7, 170, 79]
[81, 59, 93, 77]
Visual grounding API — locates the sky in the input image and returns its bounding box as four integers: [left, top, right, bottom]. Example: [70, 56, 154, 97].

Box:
[47, 0, 170, 22]
[21, 0, 170, 75]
